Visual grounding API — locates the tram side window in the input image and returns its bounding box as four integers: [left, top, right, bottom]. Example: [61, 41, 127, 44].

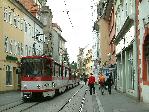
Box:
[54, 64, 60, 77]
[46, 64, 51, 75]
[66, 69, 69, 77]
[53, 64, 55, 76]
[63, 67, 65, 77]
[44, 59, 53, 76]
[65, 69, 67, 77]
[59, 66, 61, 77]
[60, 66, 63, 76]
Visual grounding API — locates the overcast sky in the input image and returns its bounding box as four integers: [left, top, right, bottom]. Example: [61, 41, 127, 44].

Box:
[47, 0, 97, 62]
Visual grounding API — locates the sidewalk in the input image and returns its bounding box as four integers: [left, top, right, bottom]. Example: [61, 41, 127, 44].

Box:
[0, 91, 21, 106]
[95, 86, 149, 112]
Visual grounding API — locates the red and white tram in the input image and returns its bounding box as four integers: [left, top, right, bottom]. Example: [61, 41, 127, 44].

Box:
[18, 56, 79, 101]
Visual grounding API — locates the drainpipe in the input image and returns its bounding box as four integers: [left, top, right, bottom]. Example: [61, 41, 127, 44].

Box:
[134, 0, 140, 101]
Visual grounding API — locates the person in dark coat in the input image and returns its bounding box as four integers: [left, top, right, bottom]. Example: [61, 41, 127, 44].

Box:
[106, 74, 113, 94]
[83, 74, 88, 85]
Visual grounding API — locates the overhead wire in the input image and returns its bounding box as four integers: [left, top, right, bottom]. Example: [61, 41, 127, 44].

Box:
[63, 0, 74, 28]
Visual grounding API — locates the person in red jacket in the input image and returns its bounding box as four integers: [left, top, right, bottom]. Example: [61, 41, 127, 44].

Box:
[88, 73, 95, 95]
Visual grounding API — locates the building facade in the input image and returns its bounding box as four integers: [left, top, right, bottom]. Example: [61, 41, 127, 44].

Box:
[115, 0, 138, 97]
[40, 6, 53, 56]
[84, 49, 93, 76]
[77, 48, 85, 76]
[0, 0, 25, 91]
[137, 0, 149, 103]
[0, 0, 44, 92]
[52, 23, 66, 63]
[96, 0, 111, 68]
[92, 31, 100, 82]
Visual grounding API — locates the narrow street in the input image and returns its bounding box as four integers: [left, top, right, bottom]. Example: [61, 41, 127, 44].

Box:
[1, 83, 149, 112]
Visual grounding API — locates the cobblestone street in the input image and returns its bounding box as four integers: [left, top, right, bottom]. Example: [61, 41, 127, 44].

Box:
[1, 84, 149, 112]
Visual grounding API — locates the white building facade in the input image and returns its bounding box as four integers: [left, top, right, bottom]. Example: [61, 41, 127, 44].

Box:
[115, 0, 138, 98]
[23, 14, 44, 56]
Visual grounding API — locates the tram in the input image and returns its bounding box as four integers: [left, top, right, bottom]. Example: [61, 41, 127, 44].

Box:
[17, 55, 79, 101]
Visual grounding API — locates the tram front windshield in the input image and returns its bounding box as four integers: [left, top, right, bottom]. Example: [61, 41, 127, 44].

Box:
[21, 58, 44, 76]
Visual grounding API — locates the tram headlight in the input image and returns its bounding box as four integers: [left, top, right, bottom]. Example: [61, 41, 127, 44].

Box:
[52, 82, 55, 87]
[37, 85, 41, 89]
[23, 85, 27, 89]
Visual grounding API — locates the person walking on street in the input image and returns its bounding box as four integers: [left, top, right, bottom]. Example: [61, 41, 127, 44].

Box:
[98, 73, 105, 95]
[88, 73, 95, 95]
[84, 75, 88, 85]
[106, 74, 113, 94]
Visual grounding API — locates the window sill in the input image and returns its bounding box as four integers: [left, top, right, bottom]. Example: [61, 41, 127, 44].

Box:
[6, 85, 13, 87]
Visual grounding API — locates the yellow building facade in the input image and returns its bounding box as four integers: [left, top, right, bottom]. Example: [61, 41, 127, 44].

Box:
[85, 49, 93, 76]
[0, 0, 24, 91]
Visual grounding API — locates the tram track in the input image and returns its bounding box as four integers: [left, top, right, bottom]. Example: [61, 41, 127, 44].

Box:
[0, 85, 83, 112]
[0, 99, 21, 107]
[0, 100, 24, 112]
[19, 102, 41, 112]
[0, 101, 42, 112]
[0, 85, 85, 112]
[58, 85, 88, 112]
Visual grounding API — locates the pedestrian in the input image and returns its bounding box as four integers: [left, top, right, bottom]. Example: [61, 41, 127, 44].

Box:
[88, 73, 95, 95]
[84, 76, 88, 85]
[106, 74, 113, 94]
[98, 72, 105, 95]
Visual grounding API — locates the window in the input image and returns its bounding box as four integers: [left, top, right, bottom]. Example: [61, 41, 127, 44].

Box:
[125, 3, 128, 17]
[28, 24, 31, 35]
[130, 0, 133, 14]
[4, 37, 9, 52]
[65, 69, 67, 77]
[63, 67, 65, 77]
[8, 11, 13, 24]
[54, 64, 60, 77]
[25, 22, 27, 33]
[17, 17, 20, 29]
[20, 43, 23, 56]
[4, 7, 8, 21]
[9, 40, 13, 54]
[28, 46, 32, 56]
[117, 56, 122, 86]
[147, 60, 149, 80]
[20, 19, 24, 31]
[6, 65, 12, 85]
[8, 11, 11, 23]
[14, 15, 17, 27]
[128, 48, 134, 90]
[13, 40, 17, 55]
[17, 42, 20, 56]
[25, 45, 28, 56]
